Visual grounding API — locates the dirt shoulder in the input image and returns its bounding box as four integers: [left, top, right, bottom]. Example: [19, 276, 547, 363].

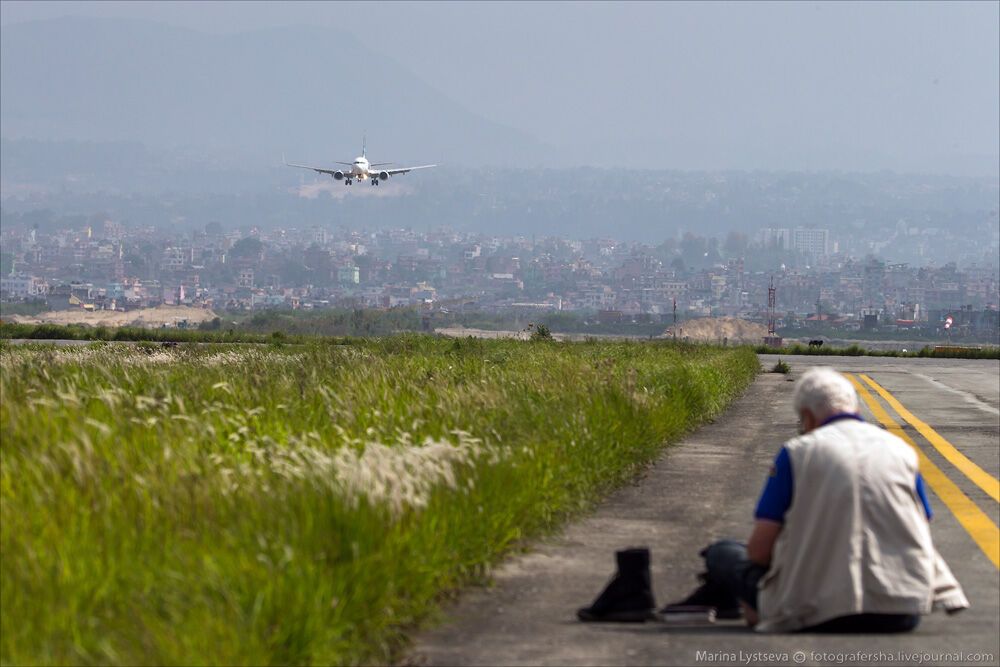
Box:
[9, 305, 217, 328]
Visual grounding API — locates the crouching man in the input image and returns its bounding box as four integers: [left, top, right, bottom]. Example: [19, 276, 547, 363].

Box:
[686, 367, 968, 632]
[580, 367, 968, 631]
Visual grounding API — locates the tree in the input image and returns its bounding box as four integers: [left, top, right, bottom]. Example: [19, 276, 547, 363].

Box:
[229, 237, 264, 262]
[706, 236, 723, 262]
[653, 238, 678, 263]
[680, 232, 708, 267]
[723, 231, 748, 257]
[529, 323, 553, 341]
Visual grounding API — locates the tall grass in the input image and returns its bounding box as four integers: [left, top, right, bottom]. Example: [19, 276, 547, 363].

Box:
[1, 337, 757, 665]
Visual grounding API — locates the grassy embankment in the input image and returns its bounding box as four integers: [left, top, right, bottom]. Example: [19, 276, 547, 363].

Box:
[0, 337, 757, 665]
[0, 321, 296, 344]
[0, 320, 1000, 359]
[754, 342, 1000, 360]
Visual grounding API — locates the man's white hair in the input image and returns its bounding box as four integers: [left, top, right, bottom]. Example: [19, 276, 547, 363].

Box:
[792, 367, 859, 419]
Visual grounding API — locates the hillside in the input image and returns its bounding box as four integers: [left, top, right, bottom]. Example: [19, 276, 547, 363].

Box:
[0, 18, 544, 166]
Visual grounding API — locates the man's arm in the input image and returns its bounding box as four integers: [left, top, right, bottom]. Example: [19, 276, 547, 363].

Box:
[916, 472, 933, 521]
[751, 447, 793, 567]
[747, 519, 783, 566]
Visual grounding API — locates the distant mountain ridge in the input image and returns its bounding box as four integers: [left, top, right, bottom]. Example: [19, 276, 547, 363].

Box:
[0, 17, 548, 166]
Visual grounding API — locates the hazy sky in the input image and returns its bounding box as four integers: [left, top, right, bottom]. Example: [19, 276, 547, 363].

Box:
[3, 1, 998, 175]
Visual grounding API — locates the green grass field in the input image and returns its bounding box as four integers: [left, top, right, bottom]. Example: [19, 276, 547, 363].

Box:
[0, 337, 757, 665]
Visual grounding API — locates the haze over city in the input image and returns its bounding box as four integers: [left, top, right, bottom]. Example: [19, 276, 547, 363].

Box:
[2, 0, 998, 174]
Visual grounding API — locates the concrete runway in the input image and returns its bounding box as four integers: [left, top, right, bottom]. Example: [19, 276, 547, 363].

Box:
[409, 355, 999, 667]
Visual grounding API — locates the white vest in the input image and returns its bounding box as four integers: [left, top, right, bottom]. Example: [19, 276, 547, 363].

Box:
[756, 419, 968, 632]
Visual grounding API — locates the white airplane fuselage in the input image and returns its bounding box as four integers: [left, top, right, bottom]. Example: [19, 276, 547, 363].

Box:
[350, 156, 370, 179]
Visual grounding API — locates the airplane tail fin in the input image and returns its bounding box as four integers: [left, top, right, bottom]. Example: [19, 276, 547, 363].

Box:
[363, 134, 367, 158]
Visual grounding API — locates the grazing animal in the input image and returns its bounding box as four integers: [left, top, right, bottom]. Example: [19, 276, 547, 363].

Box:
[808, 339, 824, 348]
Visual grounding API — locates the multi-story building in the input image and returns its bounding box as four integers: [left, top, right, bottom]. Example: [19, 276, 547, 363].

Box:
[0, 274, 48, 299]
[758, 228, 792, 250]
[757, 227, 830, 257]
[792, 228, 830, 257]
[238, 269, 255, 289]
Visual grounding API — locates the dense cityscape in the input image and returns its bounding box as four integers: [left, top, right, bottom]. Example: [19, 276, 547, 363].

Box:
[2, 213, 997, 340]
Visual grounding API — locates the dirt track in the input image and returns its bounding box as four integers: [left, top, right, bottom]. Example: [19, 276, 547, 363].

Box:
[9, 305, 217, 328]
[664, 317, 768, 343]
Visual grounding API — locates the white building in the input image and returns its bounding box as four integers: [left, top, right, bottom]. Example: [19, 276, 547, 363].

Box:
[758, 228, 792, 250]
[162, 246, 191, 270]
[0, 274, 47, 299]
[792, 228, 830, 256]
[238, 269, 255, 289]
[656, 281, 688, 299]
[337, 265, 360, 285]
[758, 227, 830, 256]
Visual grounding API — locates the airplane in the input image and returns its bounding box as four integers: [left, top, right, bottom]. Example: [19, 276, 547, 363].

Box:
[283, 139, 436, 186]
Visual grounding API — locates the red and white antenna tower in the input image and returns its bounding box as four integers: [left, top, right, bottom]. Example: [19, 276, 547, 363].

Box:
[767, 276, 777, 336]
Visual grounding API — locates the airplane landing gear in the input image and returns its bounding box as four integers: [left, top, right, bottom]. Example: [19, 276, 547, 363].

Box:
[371, 178, 379, 186]
[345, 179, 353, 185]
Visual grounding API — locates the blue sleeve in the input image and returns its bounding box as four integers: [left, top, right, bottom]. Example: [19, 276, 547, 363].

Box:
[915, 472, 933, 520]
[755, 447, 794, 523]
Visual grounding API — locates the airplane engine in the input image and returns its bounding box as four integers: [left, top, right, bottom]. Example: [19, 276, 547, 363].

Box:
[378, 171, 390, 181]
[333, 170, 345, 180]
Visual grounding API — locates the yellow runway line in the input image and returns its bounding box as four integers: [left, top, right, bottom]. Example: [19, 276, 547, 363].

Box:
[860, 373, 1000, 504]
[846, 374, 999, 569]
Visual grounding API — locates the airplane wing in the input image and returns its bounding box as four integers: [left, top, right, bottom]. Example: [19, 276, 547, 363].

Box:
[283, 154, 352, 176]
[382, 164, 437, 176]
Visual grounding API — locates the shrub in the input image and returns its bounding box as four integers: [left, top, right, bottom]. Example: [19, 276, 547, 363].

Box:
[530, 323, 553, 341]
[772, 359, 791, 374]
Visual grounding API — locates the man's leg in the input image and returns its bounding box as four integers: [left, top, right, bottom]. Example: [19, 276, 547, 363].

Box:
[803, 613, 921, 634]
[663, 540, 766, 620]
[701, 540, 768, 611]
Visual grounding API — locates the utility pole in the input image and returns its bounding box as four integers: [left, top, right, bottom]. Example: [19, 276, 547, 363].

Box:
[764, 276, 781, 347]
[767, 277, 777, 337]
[672, 297, 677, 339]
